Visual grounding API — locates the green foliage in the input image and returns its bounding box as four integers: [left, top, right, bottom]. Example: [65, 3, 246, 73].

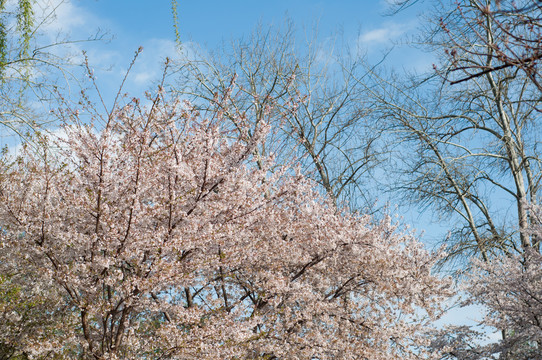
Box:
[0, 268, 73, 359]
[0, 0, 35, 72]
[16, 0, 34, 59]
[0, 1, 8, 72]
[171, 0, 180, 47]
[0, 274, 29, 360]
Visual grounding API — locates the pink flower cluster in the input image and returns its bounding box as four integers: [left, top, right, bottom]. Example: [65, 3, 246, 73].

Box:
[0, 94, 452, 359]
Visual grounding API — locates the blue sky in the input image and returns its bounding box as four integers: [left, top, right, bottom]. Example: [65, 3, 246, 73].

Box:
[33, 0, 430, 100]
[81, 0, 408, 48]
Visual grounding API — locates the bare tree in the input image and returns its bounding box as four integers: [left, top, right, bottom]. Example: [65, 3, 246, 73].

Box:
[438, 0, 542, 91]
[363, 0, 542, 267]
[361, 1, 542, 357]
[174, 21, 383, 210]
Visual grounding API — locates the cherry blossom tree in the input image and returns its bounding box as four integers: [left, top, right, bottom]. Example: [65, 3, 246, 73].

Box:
[0, 87, 452, 359]
[428, 203, 542, 360]
[448, 203, 542, 360]
[465, 252, 542, 359]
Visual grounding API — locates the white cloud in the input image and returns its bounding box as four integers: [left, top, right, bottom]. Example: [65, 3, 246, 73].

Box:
[356, 20, 435, 73]
[358, 22, 410, 45]
[34, 0, 94, 36]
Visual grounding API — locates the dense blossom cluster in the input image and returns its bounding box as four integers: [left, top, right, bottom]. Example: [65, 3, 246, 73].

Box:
[459, 205, 542, 359]
[0, 96, 452, 359]
[468, 252, 542, 358]
[429, 204, 542, 360]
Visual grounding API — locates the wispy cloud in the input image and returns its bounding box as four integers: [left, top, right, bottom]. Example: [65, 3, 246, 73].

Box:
[29, 0, 110, 76]
[358, 21, 413, 46]
[34, 0, 98, 37]
[356, 20, 435, 72]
